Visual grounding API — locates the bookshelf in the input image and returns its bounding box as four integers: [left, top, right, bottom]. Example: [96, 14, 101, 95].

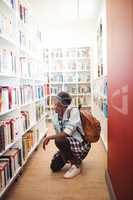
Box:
[44, 47, 92, 119]
[0, 0, 47, 197]
[92, 6, 108, 150]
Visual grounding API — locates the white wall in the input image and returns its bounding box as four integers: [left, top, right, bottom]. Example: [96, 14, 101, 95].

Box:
[44, 19, 97, 48]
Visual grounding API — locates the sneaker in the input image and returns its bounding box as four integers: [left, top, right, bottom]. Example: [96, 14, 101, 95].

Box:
[64, 165, 81, 179]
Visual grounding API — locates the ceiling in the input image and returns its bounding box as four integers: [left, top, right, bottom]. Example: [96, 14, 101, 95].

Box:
[29, 0, 102, 21]
[27, 0, 103, 46]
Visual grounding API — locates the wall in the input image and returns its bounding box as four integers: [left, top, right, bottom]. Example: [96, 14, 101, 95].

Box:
[107, 0, 133, 199]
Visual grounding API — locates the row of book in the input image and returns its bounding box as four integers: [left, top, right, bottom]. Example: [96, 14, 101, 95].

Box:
[21, 111, 30, 132]
[0, 85, 47, 113]
[47, 61, 91, 72]
[50, 73, 63, 82]
[93, 78, 108, 117]
[0, 49, 44, 78]
[44, 47, 91, 59]
[0, 148, 22, 192]
[98, 64, 104, 77]
[35, 86, 44, 100]
[76, 60, 91, 71]
[20, 57, 32, 78]
[49, 72, 90, 83]
[44, 84, 50, 96]
[64, 84, 77, 94]
[35, 103, 45, 121]
[78, 84, 91, 93]
[50, 95, 90, 108]
[93, 77, 108, 97]
[97, 21, 104, 77]
[50, 85, 62, 95]
[19, 30, 28, 49]
[22, 128, 39, 160]
[19, 0, 29, 24]
[0, 118, 19, 153]
[6, 0, 29, 24]
[0, 11, 15, 39]
[20, 85, 33, 105]
[0, 49, 17, 75]
[0, 108, 42, 155]
[93, 95, 108, 118]
[49, 84, 91, 96]
[77, 72, 90, 82]
[0, 87, 19, 113]
[78, 96, 91, 106]
[7, 0, 17, 9]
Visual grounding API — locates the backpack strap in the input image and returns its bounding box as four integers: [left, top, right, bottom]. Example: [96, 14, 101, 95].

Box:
[67, 107, 86, 142]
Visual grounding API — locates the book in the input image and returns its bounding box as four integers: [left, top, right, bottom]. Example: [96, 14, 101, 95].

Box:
[35, 102, 44, 121]
[0, 162, 8, 190]
[0, 118, 20, 152]
[4, 148, 20, 176]
[22, 131, 33, 160]
[0, 124, 5, 153]
[0, 165, 5, 192]
[21, 111, 30, 131]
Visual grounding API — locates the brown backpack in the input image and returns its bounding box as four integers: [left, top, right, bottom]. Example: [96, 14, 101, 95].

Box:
[79, 109, 101, 143]
[67, 108, 101, 143]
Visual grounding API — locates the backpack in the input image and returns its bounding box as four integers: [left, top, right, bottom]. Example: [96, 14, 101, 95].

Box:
[67, 108, 101, 143]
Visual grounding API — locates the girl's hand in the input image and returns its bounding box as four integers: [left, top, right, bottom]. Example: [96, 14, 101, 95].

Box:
[43, 136, 51, 150]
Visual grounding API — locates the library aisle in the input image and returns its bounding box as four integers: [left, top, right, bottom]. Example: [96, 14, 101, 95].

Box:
[4, 123, 110, 200]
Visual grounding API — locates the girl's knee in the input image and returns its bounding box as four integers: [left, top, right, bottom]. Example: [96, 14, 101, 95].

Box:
[55, 137, 66, 148]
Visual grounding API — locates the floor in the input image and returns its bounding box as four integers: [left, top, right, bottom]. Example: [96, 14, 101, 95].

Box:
[4, 123, 110, 200]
